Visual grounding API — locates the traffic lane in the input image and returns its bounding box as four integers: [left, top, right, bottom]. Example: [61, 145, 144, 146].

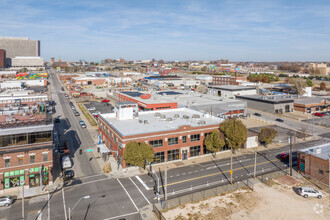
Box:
[63, 178, 140, 220]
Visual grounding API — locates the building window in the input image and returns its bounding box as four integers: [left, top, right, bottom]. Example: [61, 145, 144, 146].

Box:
[182, 136, 187, 143]
[110, 143, 113, 150]
[43, 153, 48, 162]
[106, 139, 109, 146]
[18, 157, 24, 165]
[203, 145, 212, 155]
[114, 137, 117, 144]
[5, 158, 10, 167]
[167, 149, 179, 161]
[30, 155, 35, 164]
[150, 140, 163, 148]
[190, 145, 201, 157]
[119, 142, 123, 151]
[319, 170, 324, 175]
[168, 137, 178, 145]
[106, 129, 109, 136]
[191, 134, 200, 142]
[154, 152, 165, 164]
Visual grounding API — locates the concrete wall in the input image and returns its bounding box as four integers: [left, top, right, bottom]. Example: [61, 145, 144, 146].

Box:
[237, 98, 294, 114]
[11, 57, 44, 68]
[209, 88, 257, 99]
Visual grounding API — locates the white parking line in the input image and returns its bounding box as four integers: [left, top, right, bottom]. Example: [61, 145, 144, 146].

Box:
[129, 177, 150, 205]
[104, 211, 139, 220]
[117, 178, 139, 211]
[62, 188, 67, 220]
[135, 176, 149, 190]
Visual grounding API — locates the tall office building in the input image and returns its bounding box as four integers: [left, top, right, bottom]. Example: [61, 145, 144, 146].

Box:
[0, 37, 40, 66]
[0, 49, 5, 68]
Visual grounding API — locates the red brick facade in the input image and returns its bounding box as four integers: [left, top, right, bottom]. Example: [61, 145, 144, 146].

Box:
[294, 100, 329, 113]
[298, 152, 329, 186]
[212, 76, 246, 86]
[98, 116, 219, 168]
[0, 49, 5, 68]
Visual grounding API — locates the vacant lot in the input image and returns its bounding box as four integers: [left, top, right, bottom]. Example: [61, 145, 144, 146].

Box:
[162, 176, 330, 220]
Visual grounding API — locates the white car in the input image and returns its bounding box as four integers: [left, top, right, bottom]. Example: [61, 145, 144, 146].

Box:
[0, 196, 14, 207]
[298, 187, 323, 199]
[87, 107, 96, 111]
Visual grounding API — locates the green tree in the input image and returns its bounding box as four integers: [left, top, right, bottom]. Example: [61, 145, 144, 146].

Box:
[320, 82, 327, 91]
[306, 78, 313, 87]
[287, 78, 307, 95]
[258, 127, 278, 147]
[123, 141, 154, 170]
[219, 118, 247, 152]
[204, 129, 225, 157]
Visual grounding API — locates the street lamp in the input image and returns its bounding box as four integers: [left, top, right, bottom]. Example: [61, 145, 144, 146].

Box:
[225, 138, 233, 184]
[68, 195, 90, 220]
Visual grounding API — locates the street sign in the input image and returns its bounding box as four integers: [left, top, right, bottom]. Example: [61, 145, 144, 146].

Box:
[86, 149, 93, 152]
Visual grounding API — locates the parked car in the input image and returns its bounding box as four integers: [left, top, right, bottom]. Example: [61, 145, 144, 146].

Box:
[73, 110, 80, 116]
[298, 187, 323, 199]
[79, 120, 86, 128]
[54, 117, 60, 123]
[101, 99, 110, 103]
[0, 196, 14, 207]
[87, 107, 96, 111]
[61, 87, 64, 91]
[279, 153, 289, 160]
[314, 112, 325, 117]
[254, 113, 261, 117]
[64, 170, 75, 180]
[275, 118, 284, 122]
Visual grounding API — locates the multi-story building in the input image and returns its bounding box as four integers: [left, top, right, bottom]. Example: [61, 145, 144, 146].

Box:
[298, 144, 330, 186]
[0, 49, 6, 68]
[98, 103, 223, 168]
[0, 98, 53, 193]
[10, 56, 45, 70]
[0, 37, 40, 67]
[212, 75, 247, 86]
[308, 63, 330, 75]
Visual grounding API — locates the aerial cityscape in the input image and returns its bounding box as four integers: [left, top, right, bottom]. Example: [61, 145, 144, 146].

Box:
[0, 0, 330, 220]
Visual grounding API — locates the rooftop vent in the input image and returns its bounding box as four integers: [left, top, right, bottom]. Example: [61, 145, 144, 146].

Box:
[143, 120, 148, 124]
[139, 119, 143, 123]
[166, 117, 173, 121]
[154, 112, 161, 117]
[173, 114, 180, 119]
[183, 115, 190, 119]
[313, 147, 321, 154]
[198, 120, 206, 125]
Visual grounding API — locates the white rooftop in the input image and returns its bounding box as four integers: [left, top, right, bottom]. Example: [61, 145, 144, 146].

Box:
[299, 143, 330, 160]
[101, 108, 223, 136]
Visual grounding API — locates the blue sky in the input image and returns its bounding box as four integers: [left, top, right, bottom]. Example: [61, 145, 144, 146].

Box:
[1, 0, 330, 62]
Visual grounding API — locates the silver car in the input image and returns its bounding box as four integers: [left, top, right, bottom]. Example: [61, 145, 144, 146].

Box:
[298, 187, 323, 199]
[0, 196, 14, 207]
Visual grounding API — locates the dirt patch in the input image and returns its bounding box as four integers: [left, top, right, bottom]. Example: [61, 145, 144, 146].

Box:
[163, 176, 330, 220]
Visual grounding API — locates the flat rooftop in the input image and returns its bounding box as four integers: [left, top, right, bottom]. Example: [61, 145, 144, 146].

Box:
[101, 108, 223, 136]
[208, 85, 256, 91]
[299, 144, 330, 160]
[237, 94, 294, 104]
[294, 96, 330, 105]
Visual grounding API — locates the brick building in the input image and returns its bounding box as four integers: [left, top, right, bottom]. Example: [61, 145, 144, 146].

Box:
[98, 103, 223, 168]
[0, 101, 53, 192]
[212, 75, 247, 86]
[0, 49, 6, 68]
[298, 144, 330, 186]
[294, 97, 329, 113]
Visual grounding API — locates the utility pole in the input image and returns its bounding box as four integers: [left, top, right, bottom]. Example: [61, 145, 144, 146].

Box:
[230, 146, 233, 184]
[312, 114, 315, 136]
[68, 207, 71, 220]
[165, 158, 167, 201]
[254, 151, 257, 178]
[22, 181, 24, 220]
[289, 132, 293, 176]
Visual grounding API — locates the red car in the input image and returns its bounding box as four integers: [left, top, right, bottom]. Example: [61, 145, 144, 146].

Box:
[279, 153, 289, 160]
[101, 99, 110, 103]
[314, 112, 325, 117]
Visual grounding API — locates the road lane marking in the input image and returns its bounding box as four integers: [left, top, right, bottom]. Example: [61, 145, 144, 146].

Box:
[62, 188, 67, 220]
[148, 158, 281, 190]
[129, 177, 150, 205]
[64, 177, 111, 189]
[135, 176, 149, 190]
[104, 211, 139, 220]
[77, 173, 105, 180]
[117, 178, 139, 211]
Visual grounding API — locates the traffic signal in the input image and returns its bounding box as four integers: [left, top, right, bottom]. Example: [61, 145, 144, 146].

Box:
[97, 147, 100, 153]
[153, 185, 157, 194]
[79, 149, 82, 155]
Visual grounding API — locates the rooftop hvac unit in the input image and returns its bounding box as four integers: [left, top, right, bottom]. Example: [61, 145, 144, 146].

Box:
[143, 120, 148, 124]
[313, 147, 321, 154]
[5, 117, 15, 123]
[139, 119, 143, 123]
[154, 112, 161, 117]
[173, 114, 180, 119]
[160, 114, 166, 119]
[183, 115, 190, 119]
[166, 117, 173, 121]
[198, 120, 206, 125]
[192, 114, 200, 119]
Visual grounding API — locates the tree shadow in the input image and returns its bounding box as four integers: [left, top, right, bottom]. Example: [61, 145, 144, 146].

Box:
[211, 158, 230, 184]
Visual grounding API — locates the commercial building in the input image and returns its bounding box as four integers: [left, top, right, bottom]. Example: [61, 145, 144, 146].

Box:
[144, 75, 200, 87]
[98, 103, 223, 168]
[308, 63, 330, 75]
[294, 97, 330, 113]
[10, 56, 45, 70]
[298, 144, 330, 186]
[0, 100, 53, 193]
[208, 85, 257, 99]
[0, 49, 6, 68]
[212, 75, 247, 86]
[237, 94, 294, 114]
[0, 37, 40, 66]
[114, 90, 247, 118]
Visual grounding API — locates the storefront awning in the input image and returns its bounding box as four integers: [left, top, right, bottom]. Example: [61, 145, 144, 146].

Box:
[97, 144, 110, 153]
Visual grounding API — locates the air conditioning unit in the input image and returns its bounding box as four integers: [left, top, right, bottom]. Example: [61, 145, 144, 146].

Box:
[166, 117, 173, 121]
[143, 120, 148, 124]
[183, 115, 190, 119]
[314, 147, 321, 154]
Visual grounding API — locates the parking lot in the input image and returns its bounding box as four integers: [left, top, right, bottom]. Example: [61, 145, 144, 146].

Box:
[83, 101, 114, 116]
[303, 115, 330, 128]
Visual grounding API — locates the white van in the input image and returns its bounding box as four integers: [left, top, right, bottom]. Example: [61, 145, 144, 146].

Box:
[62, 156, 72, 169]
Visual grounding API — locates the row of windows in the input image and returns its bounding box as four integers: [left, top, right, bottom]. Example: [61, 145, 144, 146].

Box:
[0, 131, 52, 148]
[149, 134, 201, 148]
[4, 154, 48, 168]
